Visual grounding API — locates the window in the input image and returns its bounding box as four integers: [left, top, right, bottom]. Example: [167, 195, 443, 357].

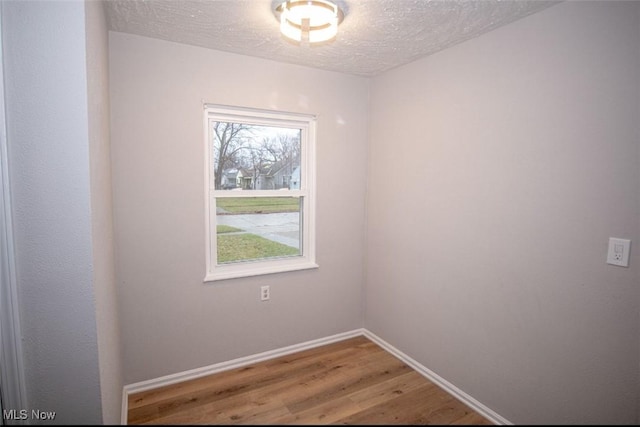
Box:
[204, 104, 317, 281]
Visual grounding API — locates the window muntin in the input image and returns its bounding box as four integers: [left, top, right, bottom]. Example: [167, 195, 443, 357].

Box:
[204, 105, 317, 281]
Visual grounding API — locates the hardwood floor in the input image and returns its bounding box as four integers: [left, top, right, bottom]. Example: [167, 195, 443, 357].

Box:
[127, 336, 492, 425]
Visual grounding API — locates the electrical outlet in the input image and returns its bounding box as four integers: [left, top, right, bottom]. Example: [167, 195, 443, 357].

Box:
[261, 285, 270, 301]
[607, 238, 631, 267]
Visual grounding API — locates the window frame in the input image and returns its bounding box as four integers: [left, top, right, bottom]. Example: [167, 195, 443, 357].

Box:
[203, 104, 318, 282]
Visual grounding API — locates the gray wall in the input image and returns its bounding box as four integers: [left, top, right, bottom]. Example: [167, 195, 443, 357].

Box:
[85, 0, 123, 424]
[109, 32, 368, 383]
[2, 0, 103, 423]
[366, 1, 639, 424]
[4, 1, 638, 424]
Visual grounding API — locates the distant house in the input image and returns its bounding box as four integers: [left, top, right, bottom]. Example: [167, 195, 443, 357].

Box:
[254, 159, 298, 190]
[239, 170, 254, 189]
[290, 166, 300, 189]
[220, 168, 257, 189]
[221, 160, 298, 190]
[220, 168, 243, 189]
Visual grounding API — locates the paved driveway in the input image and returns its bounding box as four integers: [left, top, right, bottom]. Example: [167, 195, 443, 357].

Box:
[216, 212, 300, 249]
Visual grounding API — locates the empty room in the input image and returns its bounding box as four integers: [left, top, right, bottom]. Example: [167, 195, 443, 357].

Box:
[0, 0, 638, 425]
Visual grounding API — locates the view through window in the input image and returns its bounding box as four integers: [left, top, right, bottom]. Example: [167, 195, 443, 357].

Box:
[204, 105, 317, 281]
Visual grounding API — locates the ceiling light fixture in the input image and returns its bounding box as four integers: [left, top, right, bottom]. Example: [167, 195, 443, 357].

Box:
[275, 0, 345, 45]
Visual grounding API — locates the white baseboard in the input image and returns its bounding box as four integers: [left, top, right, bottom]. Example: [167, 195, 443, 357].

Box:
[120, 329, 364, 424]
[121, 328, 510, 425]
[362, 330, 512, 425]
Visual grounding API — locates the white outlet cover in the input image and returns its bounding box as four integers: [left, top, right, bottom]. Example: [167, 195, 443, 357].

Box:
[606, 238, 631, 267]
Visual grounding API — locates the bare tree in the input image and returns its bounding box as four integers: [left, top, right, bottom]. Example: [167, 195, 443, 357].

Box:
[212, 123, 301, 190]
[261, 133, 297, 164]
[238, 138, 270, 189]
[263, 133, 300, 165]
[263, 133, 300, 188]
[212, 122, 252, 189]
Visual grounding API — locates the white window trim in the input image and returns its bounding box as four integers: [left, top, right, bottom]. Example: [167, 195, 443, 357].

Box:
[203, 104, 318, 282]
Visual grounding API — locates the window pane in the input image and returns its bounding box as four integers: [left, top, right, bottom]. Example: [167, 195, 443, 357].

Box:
[215, 197, 302, 264]
[210, 122, 301, 191]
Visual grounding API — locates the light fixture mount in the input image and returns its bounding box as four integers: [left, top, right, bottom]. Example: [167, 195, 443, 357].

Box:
[274, 0, 345, 45]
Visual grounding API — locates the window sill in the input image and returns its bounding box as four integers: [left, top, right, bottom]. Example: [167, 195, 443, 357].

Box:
[204, 260, 319, 282]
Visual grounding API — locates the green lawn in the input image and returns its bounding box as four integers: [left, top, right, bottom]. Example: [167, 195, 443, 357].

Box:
[217, 233, 299, 263]
[217, 197, 299, 214]
[216, 224, 243, 234]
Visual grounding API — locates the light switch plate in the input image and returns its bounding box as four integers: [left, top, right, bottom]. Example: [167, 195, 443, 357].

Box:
[606, 237, 631, 267]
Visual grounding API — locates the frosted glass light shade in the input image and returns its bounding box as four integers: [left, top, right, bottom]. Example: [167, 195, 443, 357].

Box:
[277, 0, 344, 44]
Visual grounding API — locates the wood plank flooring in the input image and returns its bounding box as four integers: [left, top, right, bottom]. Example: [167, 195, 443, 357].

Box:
[127, 336, 492, 425]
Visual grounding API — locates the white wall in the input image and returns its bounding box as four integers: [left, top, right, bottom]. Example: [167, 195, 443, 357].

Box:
[366, 1, 640, 424]
[109, 32, 369, 384]
[2, 0, 103, 423]
[85, 0, 123, 424]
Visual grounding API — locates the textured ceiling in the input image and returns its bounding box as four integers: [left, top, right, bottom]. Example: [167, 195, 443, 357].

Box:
[104, 0, 560, 77]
